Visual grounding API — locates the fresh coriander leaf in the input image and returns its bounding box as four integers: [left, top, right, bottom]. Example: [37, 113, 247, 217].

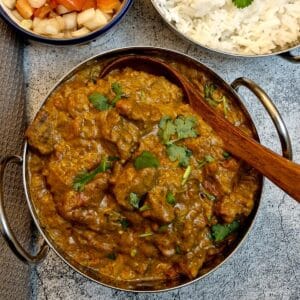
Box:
[139, 231, 153, 238]
[108, 156, 120, 162]
[98, 157, 112, 172]
[130, 249, 137, 257]
[129, 192, 140, 209]
[181, 165, 192, 185]
[204, 83, 219, 107]
[167, 144, 192, 167]
[203, 190, 216, 201]
[166, 192, 176, 206]
[174, 116, 198, 140]
[223, 151, 231, 159]
[232, 0, 253, 9]
[204, 83, 227, 107]
[111, 82, 125, 105]
[88, 92, 111, 111]
[222, 96, 229, 117]
[158, 115, 198, 144]
[73, 157, 113, 191]
[198, 155, 215, 168]
[205, 155, 215, 163]
[119, 218, 130, 229]
[158, 116, 177, 144]
[107, 252, 117, 260]
[134, 151, 160, 170]
[139, 204, 151, 212]
[158, 224, 169, 233]
[175, 245, 181, 254]
[211, 220, 239, 242]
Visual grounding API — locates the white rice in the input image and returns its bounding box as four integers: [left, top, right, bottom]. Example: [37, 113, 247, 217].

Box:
[153, 0, 300, 55]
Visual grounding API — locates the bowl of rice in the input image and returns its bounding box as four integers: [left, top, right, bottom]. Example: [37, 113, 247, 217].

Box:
[151, 0, 300, 60]
[0, 0, 133, 45]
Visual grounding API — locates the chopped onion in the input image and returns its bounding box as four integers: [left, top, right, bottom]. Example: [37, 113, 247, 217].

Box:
[77, 8, 95, 26]
[2, 0, 16, 9]
[56, 4, 70, 15]
[43, 18, 61, 35]
[32, 17, 43, 34]
[102, 12, 113, 22]
[11, 9, 23, 21]
[55, 15, 64, 31]
[28, 0, 46, 9]
[20, 18, 32, 29]
[84, 9, 108, 31]
[63, 12, 77, 30]
[33, 17, 61, 35]
[71, 27, 90, 38]
[51, 32, 65, 38]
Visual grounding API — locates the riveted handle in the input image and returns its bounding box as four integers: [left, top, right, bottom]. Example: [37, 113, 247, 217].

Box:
[0, 155, 49, 264]
[279, 51, 300, 63]
[231, 77, 293, 160]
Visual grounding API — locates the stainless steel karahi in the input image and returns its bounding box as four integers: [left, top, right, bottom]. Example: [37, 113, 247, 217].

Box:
[151, 1, 300, 63]
[0, 47, 293, 292]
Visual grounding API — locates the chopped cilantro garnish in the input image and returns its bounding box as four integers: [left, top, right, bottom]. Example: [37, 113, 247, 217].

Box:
[139, 204, 151, 212]
[158, 115, 198, 144]
[158, 116, 177, 144]
[198, 155, 215, 168]
[158, 116, 197, 167]
[88, 82, 125, 110]
[204, 83, 230, 117]
[119, 218, 130, 229]
[175, 245, 181, 254]
[158, 224, 169, 233]
[107, 252, 117, 260]
[203, 190, 216, 201]
[130, 249, 137, 257]
[88, 92, 111, 111]
[139, 231, 153, 238]
[222, 96, 229, 117]
[211, 221, 239, 242]
[166, 192, 176, 206]
[111, 82, 125, 105]
[223, 151, 231, 159]
[129, 192, 140, 209]
[181, 166, 192, 186]
[134, 151, 160, 170]
[204, 83, 219, 107]
[166, 144, 192, 167]
[174, 116, 198, 140]
[73, 157, 114, 192]
[232, 0, 253, 8]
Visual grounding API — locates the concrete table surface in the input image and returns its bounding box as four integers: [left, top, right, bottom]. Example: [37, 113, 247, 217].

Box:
[24, 1, 300, 299]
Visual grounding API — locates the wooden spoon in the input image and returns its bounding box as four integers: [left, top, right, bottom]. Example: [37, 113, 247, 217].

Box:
[100, 55, 300, 202]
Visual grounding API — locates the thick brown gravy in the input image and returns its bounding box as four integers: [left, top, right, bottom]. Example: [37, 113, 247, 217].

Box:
[26, 61, 260, 287]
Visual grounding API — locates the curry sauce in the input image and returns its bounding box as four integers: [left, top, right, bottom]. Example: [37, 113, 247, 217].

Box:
[26, 62, 260, 286]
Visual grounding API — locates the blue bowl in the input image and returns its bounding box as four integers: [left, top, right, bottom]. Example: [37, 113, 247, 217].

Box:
[0, 0, 133, 45]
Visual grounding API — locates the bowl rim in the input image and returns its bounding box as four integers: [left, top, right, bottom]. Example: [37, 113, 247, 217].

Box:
[0, 0, 133, 45]
[22, 46, 264, 292]
[150, 0, 300, 58]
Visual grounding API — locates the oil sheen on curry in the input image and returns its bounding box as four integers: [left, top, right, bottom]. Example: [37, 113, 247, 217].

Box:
[26, 60, 260, 286]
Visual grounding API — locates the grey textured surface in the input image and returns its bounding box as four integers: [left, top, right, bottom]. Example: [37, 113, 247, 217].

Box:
[0, 19, 31, 300]
[22, 1, 300, 299]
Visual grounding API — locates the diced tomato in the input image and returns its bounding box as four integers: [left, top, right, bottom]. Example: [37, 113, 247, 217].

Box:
[82, 0, 97, 10]
[97, 0, 121, 12]
[49, 0, 58, 9]
[57, 0, 85, 11]
[34, 5, 51, 19]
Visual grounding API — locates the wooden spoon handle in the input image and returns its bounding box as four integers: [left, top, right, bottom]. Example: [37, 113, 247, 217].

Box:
[185, 80, 300, 202]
